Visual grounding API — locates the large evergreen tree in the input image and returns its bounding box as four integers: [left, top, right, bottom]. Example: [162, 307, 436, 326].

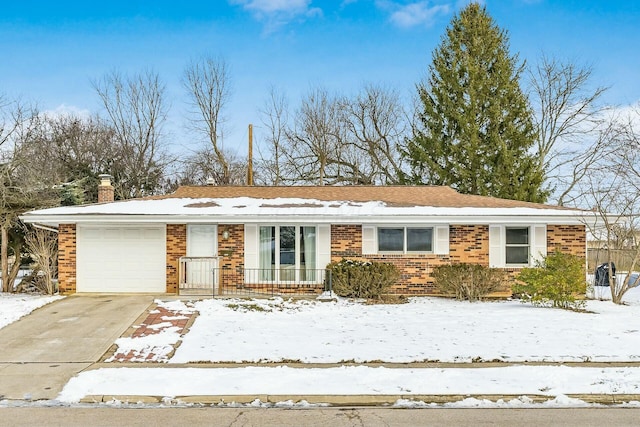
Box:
[406, 3, 547, 202]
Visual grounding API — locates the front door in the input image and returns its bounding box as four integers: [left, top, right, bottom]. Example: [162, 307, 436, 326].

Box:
[186, 225, 218, 290]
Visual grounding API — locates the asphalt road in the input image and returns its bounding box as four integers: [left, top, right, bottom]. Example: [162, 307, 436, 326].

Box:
[1, 407, 639, 427]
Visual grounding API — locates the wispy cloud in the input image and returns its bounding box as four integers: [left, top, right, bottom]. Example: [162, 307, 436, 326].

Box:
[376, 1, 451, 29]
[230, 0, 322, 32]
[43, 104, 91, 120]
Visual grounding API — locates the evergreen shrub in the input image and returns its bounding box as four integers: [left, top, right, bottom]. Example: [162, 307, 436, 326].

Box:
[327, 259, 399, 299]
[513, 250, 586, 310]
[432, 263, 507, 301]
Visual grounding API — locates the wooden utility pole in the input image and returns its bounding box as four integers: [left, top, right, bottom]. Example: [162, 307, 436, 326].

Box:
[247, 124, 254, 186]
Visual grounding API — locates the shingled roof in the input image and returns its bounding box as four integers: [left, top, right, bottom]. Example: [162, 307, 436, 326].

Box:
[22, 184, 590, 227]
[166, 185, 571, 211]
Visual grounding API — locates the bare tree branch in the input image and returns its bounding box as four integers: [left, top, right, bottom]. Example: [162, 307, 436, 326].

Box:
[580, 105, 640, 304]
[0, 98, 59, 292]
[528, 55, 608, 204]
[258, 84, 409, 185]
[256, 86, 289, 185]
[183, 56, 236, 184]
[93, 70, 169, 198]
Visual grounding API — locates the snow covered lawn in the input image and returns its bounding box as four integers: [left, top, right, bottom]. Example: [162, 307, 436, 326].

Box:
[54, 287, 640, 405]
[0, 293, 63, 329]
[168, 288, 640, 364]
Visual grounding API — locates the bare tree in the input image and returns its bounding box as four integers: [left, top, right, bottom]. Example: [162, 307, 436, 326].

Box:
[580, 106, 640, 304]
[0, 98, 58, 292]
[177, 148, 247, 186]
[256, 86, 289, 185]
[554, 118, 619, 208]
[183, 56, 236, 185]
[0, 95, 22, 148]
[1, 98, 31, 292]
[258, 84, 410, 186]
[342, 84, 408, 184]
[285, 86, 347, 185]
[93, 70, 170, 198]
[21, 227, 58, 294]
[18, 114, 118, 204]
[528, 55, 608, 205]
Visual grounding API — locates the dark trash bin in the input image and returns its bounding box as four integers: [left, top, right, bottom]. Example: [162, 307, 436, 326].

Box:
[594, 262, 616, 287]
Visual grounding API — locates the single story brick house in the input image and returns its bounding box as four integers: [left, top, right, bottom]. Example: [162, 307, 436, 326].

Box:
[21, 177, 590, 295]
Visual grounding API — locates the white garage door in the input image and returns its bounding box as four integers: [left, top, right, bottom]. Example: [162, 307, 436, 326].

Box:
[77, 225, 166, 293]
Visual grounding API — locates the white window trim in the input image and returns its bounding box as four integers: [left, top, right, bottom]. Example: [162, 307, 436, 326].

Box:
[505, 226, 530, 267]
[489, 224, 547, 268]
[362, 224, 449, 255]
[249, 224, 327, 284]
[261, 225, 299, 283]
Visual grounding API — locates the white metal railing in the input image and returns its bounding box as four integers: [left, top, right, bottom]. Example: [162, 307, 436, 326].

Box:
[179, 256, 222, 295]
[216, 267, 331, 296]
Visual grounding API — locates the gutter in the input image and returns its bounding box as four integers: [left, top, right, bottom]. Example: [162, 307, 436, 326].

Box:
[20, 213, 593, 226]
[30, 223, 59, 233]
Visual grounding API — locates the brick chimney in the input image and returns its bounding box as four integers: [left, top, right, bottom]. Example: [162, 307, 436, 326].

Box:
[97, 174, 115, 203]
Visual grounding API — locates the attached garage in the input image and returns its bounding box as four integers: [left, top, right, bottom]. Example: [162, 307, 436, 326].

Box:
[76, 225, 166, 293]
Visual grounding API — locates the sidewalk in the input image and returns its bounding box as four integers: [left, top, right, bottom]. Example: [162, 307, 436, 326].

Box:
[65, 364, 640, 406]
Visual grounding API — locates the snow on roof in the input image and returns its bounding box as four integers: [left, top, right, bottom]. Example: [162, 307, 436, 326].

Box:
[20, 185, 595, 226]
[168, 185, 572, 210]
[21, 195, 591, 226]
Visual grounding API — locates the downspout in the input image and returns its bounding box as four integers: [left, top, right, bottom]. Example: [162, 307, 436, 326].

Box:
[31, 223, 59, 233]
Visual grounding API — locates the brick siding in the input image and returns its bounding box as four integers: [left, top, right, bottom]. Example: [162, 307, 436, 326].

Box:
[218, 225, 244, 292]
[330, 223, 584, 296]
[57, 224, 76, 294]
[57, 222, 587, 297]
[547, 224, 586, 257]
[166, 224, 186, 293]
[331, 225, 363, 258]
[449, 225, 489, 265]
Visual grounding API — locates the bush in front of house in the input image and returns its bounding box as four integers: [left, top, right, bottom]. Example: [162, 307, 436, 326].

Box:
[432, 263, 507, 301]
[513, 250, 586, 310]
[326, 259, 399, 299]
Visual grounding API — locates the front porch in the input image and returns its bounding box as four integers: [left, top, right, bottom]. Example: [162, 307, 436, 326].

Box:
[178, 257, 332, 297]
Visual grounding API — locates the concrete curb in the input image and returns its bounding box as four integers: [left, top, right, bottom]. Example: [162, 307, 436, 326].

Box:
[79, 394, 640, 406]
[86, 361, 640, 369]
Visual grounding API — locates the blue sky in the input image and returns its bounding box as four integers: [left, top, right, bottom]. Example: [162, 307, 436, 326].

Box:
[2, 0, 639, 154]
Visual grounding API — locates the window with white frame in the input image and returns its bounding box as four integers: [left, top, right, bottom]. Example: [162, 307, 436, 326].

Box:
[377, 227, 433, 253]
[505, 227, 529, 265]
[489, 225, 546, 268]
[258, 225, 317, 282]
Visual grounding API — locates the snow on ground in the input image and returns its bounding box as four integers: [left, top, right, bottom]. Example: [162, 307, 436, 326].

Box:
[0, 293, 62, 329]
[105, 328, 183, 362]
[51, 287, 640, 406]
[57, 365, 640, 404]
[5, 288, 640, 406]
[105, 300, 196, 362]
[169, 287, 640, 364]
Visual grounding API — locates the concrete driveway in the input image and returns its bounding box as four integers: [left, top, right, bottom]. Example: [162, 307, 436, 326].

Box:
[0, 294, 153, 401]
